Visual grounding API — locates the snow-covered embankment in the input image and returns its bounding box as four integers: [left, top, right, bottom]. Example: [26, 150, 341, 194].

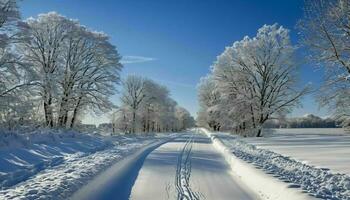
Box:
[200, 128, 323, 200]
[0, 130, 170, 200]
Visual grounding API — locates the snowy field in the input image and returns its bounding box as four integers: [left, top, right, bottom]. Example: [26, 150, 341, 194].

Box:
[246, 128, 350, 175]
[0, 130, 171, 200]
[208, 128, 350, 200]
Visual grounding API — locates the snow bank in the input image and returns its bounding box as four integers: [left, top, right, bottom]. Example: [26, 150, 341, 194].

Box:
[200, 128, 350, 200]
[0, 130, 171, 199]
[0, 129, 110, 189]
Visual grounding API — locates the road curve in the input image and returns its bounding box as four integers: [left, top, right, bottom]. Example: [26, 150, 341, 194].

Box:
[129, 131, 256, 200]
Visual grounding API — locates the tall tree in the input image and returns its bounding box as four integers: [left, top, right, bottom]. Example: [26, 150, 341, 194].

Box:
[23, 12, 74, 127]
[210, 24, 307, 136]
[59, 24, 122, 128]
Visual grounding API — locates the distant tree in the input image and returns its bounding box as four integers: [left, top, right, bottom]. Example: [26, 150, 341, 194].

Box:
[263, 114, 337, 128]
[139, 79, 169, 132]
[120, 75, 146, 133]
[111, 107, 132, 134]
[175, 106, 195, 131]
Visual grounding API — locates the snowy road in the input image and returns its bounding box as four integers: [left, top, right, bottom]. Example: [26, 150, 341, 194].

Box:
[71, 131, 256, 200]
[129, 131, 255, 200]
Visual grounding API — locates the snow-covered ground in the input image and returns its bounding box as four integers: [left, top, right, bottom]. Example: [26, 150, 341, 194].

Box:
[3, 128, 349, 200]
[248, 128, 350, 175]
[206, 128, 350, 200]
[0, 129, 170, 200]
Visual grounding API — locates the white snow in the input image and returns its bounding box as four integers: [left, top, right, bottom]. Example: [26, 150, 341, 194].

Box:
[0, 129, 170, 200]
[3, 128, 349, 200]
[202, 128, 350, 200]
[129, 131, 256, 200]
[246, 128, 350, 175]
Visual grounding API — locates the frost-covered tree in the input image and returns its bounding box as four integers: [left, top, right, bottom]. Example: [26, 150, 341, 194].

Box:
[208, 24, 307, 136]
[298, 0, 350, 122]
[0, 0, 38, 129]
[59, 22, 122, 128]
[0, 0, 26, 99]
[111, 107, 132, 134]
[120, 75, 146, 133]
[175, 106, 195, 131]
[1, 7, 121, 130]
[139, 79, 169, 132]
[22, 12, 74, 127]
[196, 76, 222, 131]
[22, 12, 122, 128]
[0, 0, 19, 28]
[156, 98, 177, 132]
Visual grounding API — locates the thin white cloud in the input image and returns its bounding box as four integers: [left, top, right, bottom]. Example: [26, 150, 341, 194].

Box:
[121, 56, 156, 64]
[155, 79, 196, 89]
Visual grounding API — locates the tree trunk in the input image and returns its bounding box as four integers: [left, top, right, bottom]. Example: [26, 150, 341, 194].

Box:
[44, 94, 54, 128]
[250, 105, 256, 129]
[70, 96, 82, 128]
[132, 110, 136, 134]
[43, 101, 50, 127]
[256, 127, 262, 137]
[58, 95, 68, 127]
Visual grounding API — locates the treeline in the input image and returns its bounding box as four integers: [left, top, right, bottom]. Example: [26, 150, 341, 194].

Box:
[111, 75, 195, 134]
[264, 114, 338, 128]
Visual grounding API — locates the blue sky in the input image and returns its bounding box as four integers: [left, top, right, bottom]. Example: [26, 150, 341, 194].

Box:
[19, 0, 329, 124]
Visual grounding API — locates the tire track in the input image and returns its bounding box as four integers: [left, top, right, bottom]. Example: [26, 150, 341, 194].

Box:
[175, 134, 200, 200]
